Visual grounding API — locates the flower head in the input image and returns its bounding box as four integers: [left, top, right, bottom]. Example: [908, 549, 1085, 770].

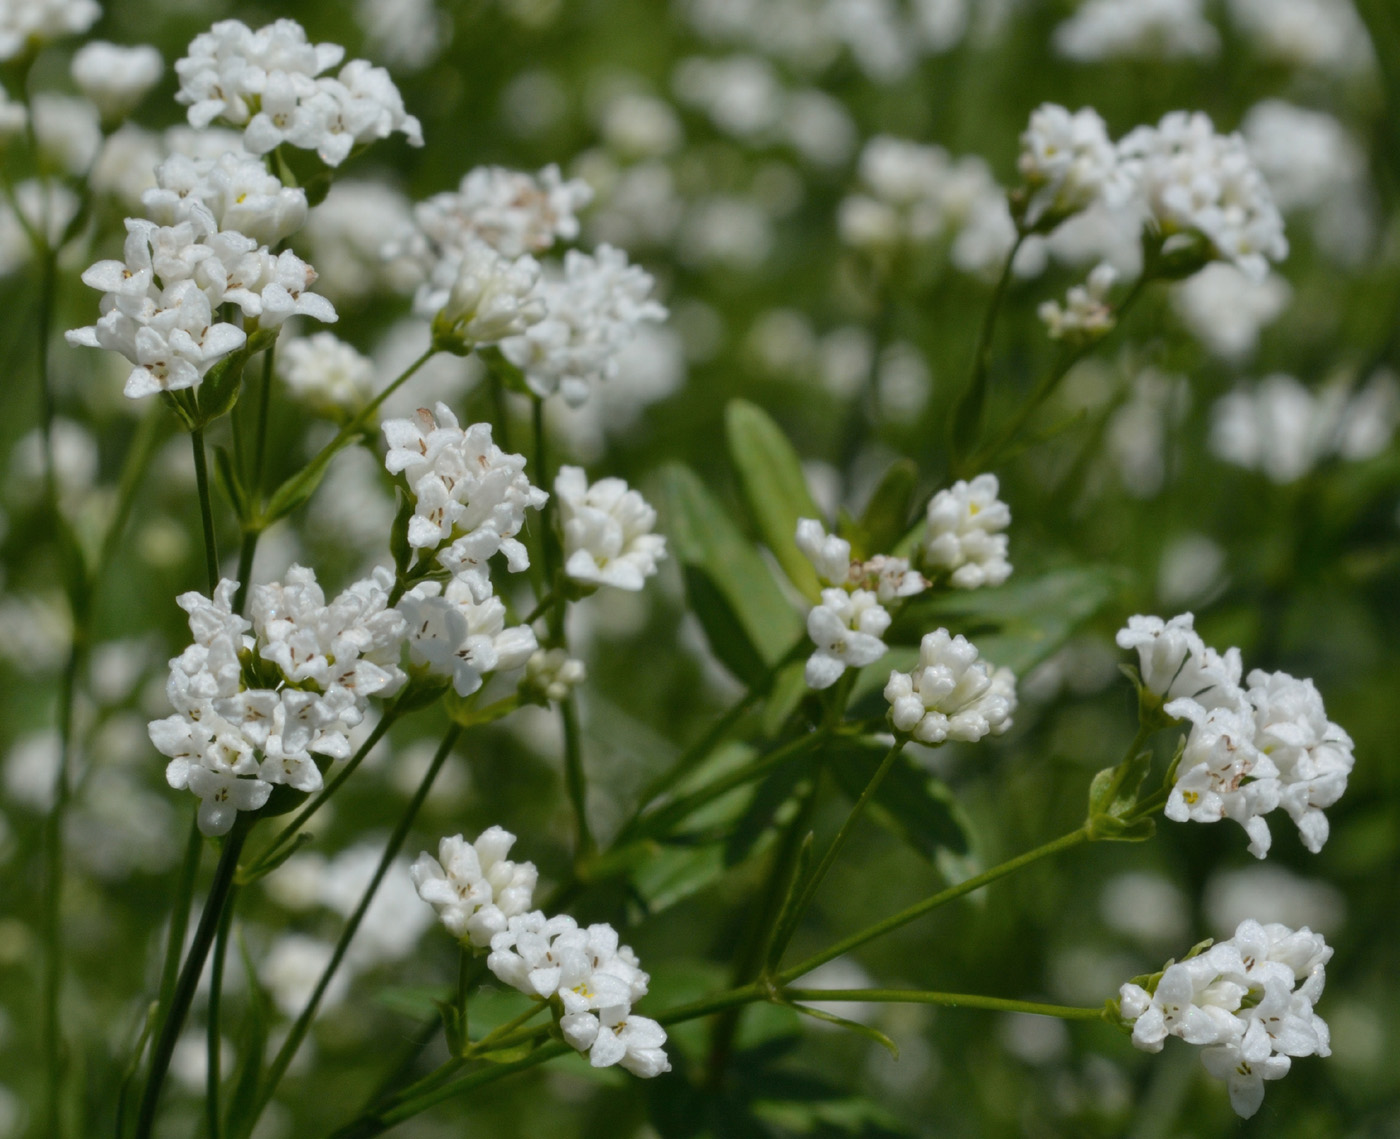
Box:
[884, 628, 1016, 744]
[922, 474, 1012, 588]
[555, 467, 667, 591]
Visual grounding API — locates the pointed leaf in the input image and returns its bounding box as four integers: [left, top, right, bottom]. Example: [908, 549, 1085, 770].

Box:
[660, 463, 803, 679]
[213, 445, 248, 524]
[828, 737, 972, 858]
[788, 1001, 899, 1058]
[852, 459, 919, 558]
[223, 933, 271, 1139]
[725, 400, 824, 600]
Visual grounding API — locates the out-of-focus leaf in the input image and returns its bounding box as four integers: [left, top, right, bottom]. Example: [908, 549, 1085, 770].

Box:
[374, 985, 452, 1022]
[660, 464, 803, 683]
[683, 565, 770, 689]
[224, 933, 271, 1139]
[724, 761, 813, 866]
[893, 565, 1126, 674]
[726, 399, 824, 600]
[828, 737, 972, 858]
[850, 459, 919, 558]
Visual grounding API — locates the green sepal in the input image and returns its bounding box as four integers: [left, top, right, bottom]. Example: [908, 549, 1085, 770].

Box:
[1087, 748, 1153, 818]
[725, 399, 824, 600]
[1085, 814, 1155, 842]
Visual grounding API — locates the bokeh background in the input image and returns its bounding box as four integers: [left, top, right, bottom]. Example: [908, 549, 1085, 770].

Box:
[2, 0, 1399, 1136]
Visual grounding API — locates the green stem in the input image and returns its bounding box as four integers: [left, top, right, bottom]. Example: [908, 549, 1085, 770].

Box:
[778, 825, 1091, 983]
[950, 231, 1026, 468]
[250, 724, 464, 1124]
[241, 700, 405, 880]
[191, 427, 221, 592]
[782, 989, 1106, 1020]
[232, 528, 260, 616]
[253, 342, 275, 492]
[151, 817, 203, 1052]
[134, 819, 250, 1139]
[206, 885, 239, 1139]
[964, 273, 1151, 476]
[767, 738, 905, 969]
[560, 697, 594, 858]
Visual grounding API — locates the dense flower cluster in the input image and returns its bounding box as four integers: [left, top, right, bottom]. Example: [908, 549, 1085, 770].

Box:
[1118, 920, 1332, 1118]
[66, 146, 333, 399]
[382, 403, 548, 596]
[398, 577, 537, 697]
[410, 827, 538, 948]
[70, 41, 164, 121]
[416, 239, 545, 348]
[277, 331, 375, 413]
[921, 474, 1012, 589]
[1017, 104, 1125, 230]
[884, 628, 1016, 744]
[1038, 262, 1118, 343]
[174, 18, 422, 165]
[1118, 110, 1288, 281]
[488, 910, 670, 1076]
[150, 571, 407, 835]
[554, 466, 667, 591]
[1118, 614, 1355, 857]
[0, 0, 98, 60]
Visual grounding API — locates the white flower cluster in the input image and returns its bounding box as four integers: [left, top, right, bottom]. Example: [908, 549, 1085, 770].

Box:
[838, 136, 1008, 261]
[175, 18, 423, 166]
[67, 150, 333, 399]
[794, 518, 926, 691]
[278, 332, 375, 414]
[554, 466, 667, 591]
[1038, 262, 1118, 344]
[885, 628, 1016, 744]
[1118, 111, 1287, 281]
[921, 474, 1012, 589]
[0, 0, 98, 61]
[1017, 105, 1126, 230]
[488, 911, 670, 1077]
[150, 571, 407, 836]
[409, 164, 593, 262]
[501, 245, 668, 406]
[522, 648, 587, 704]
[410, 827, 538, 948]
[1118, 614, 1355, 857]
[398, 577, 537, 698]
[1118, 920, 1331, 1118]
[1210, 372, 1399, 484]
[416, 239, 546, 347]
[382, 403, 549, 596]
[71, 42, 164, 122]
[1052, 0, 1220, 62]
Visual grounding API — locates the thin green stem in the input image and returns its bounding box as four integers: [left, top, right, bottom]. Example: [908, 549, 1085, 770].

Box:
[560, 697, 594, 858]
[232, 529, 260, 615]
[206, 885, 239, 1139]
[96, 409, 166, 576]
[965, 273, 1151, 476]
[782, 989, 1106, 1020]
[191, 427, 221, 592]
[135, 819, 250, 1139]
[779, 825, 1091, 983]
[768, 738, 905, 969]
[41, 643, 77, 1139]
[151, 817, 203, 1051]
[253, 342, 275, 492]
[241, 700, 404, 880]
[251, 724, 463, 1124]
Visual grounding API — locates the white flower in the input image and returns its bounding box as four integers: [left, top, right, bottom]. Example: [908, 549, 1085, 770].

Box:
[32, 94, 102, 175]
[555, 466, 666, 591]
[922, 474, 1012, 588]
[143, 151, 309, 247]
[1244, 670, 1354, 854]
[278, 332, 375, 413]
[399, 578, 537, 696]
[303, 180, 419, 301]
[805, 587, 890, 690]
[174, 18, 421, 166]
[500, 245, 667, 407]
[1017, 104, 1125, 229]
[1052, 0, 1219, 62]
[1226, 0, 1373, 75]
[1116, 612, 1243, 714]
[0, 0, 99, 60]
[857, 554, 927, 604]
[523, 648, 586, 704]
[1118, 110, 1288, 281]
[795, 518, 852, 586]
[382, 404, 549, 596]
[70, 42, 164, 121]
[417, 239, 546, 346]
[883, 628, 1016, 744]
[1119, 920, 1332, 1119]
[410, 828, 538, 948]
[1038, 262, 1118, 344]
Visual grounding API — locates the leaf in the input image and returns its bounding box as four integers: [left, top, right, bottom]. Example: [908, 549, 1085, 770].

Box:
[762, 660, 812, 738]
[683, 566, 770, 689]
[725, 400, 824, 599]
[660, 464, 803, 680]
[264, 426, 368, 523]
[724, 762, 812, 867]
[236, 829, 317, 885]
[893, 565, 1126, 674]
[374, 985, 453, 1021]
[828, 737, 972, 859]
[389, 488, 414, 575]
[850, 459, 919, 558]
[788, 1001, 899, 1059]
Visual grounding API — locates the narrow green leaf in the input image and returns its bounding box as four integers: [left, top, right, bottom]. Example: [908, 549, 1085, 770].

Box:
[660, 463, 803, 675]
[264, 427, 367, 523]
[725, 400, 824, 600]
[788, 1001, 900, 1059]
[683, 566, 769, 689]
[852, 459, 919, 558]
[223, 934, 270, 1139]
[212, 445, 248, 523]
[389, 489, 413, 575]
